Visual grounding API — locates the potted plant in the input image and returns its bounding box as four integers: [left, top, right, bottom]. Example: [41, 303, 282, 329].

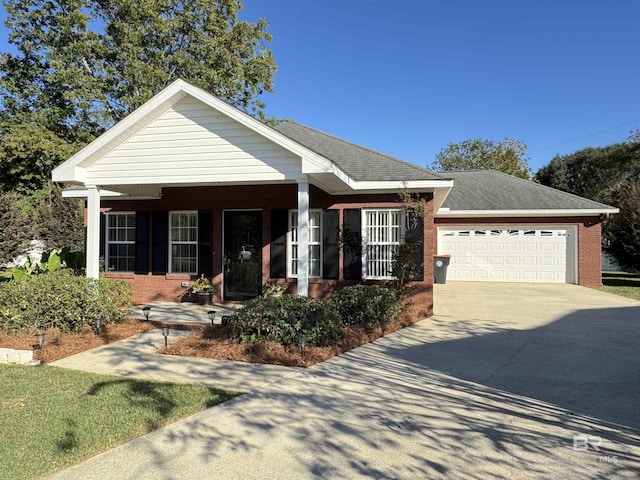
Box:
[191, 274, 216, 305]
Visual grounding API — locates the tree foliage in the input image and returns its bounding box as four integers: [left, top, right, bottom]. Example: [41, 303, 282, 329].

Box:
[430, 137, 532, 179]
[0, 0, 276, 194]
[0, 191, 34, 265]
[535, 132, 640, 271]
[0, 185, 85, 265]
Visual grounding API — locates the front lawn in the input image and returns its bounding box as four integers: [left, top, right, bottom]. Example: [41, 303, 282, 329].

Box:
[598, 271, 640, 301]
[0, 364, 238, 480]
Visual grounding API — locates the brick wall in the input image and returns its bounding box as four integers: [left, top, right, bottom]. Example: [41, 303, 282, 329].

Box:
[103, 185, 435, 311]
[434, 216, 604, 287]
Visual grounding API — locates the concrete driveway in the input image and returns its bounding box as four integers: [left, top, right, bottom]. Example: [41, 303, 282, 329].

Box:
[46, 283, 640, 479]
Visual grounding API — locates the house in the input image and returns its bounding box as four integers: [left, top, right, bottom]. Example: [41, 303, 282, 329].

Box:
[52, 80, 617, 309]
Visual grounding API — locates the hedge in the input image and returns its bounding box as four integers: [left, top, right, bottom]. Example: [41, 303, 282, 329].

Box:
[0, 270, 132, 333]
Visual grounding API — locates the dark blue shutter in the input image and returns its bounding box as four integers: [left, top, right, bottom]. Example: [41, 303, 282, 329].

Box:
[322, 209, 339, 279]
[198, 210, 213, 277]
[135, 211, 149, 274]
[99, 212, 106, 259]
[343, 209, 362, 280]
[405, 216, 424, 281]
[151, 211, 168, 275]
[270, 209, 288, 278]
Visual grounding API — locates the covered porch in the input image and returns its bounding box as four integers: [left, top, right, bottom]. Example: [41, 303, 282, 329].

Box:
[52, 79, 452, 306]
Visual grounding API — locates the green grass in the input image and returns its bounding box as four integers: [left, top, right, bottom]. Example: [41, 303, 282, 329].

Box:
[0, 364, 239, 480]
[598, 271, 640, 301]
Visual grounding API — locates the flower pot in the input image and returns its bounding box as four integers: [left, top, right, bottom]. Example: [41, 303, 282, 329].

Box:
[198, 292, 213, 306]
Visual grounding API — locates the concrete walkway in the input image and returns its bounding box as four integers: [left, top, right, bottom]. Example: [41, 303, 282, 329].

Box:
[45, 284, 640, 479]
[50, 329, 300, 392]
[127, 301, 240, 326]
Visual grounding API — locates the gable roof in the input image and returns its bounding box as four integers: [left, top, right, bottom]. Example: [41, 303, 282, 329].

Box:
[274, 122, 444, 182]
[52, 79, 452, 199]
[438, 170, 618, 216]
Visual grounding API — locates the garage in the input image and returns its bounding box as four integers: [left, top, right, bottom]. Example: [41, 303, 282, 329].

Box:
[437, 226, 577, 284]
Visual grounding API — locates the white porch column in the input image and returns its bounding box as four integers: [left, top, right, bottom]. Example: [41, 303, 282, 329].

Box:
[86, 185, 101, 279]
[296, 176, 310, 297]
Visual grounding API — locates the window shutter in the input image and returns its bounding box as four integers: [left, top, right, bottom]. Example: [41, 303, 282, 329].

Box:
[151, 211, 168, 275]
[343, 209, 362, 280]
[270, 209, 288, 278]
[323, 209, 339, 279]
[405, 216, 424, 281]
[99, 212, 106, 259]
[198, 210, 213, 277]
[135, 211, 149, 274]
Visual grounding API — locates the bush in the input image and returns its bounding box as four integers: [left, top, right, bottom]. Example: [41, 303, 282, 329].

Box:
[331, 285, 398, 327]
[232, 295, 342, 346]
[0, 270, 133, 333]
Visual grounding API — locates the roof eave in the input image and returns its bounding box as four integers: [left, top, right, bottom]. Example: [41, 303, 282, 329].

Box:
[436, 208, 620, 218]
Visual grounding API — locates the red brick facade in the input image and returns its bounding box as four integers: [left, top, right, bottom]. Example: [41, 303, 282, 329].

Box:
[102, 185, 436, 311]
[434, 216, 604, 287]
[101, 185, 605, 308]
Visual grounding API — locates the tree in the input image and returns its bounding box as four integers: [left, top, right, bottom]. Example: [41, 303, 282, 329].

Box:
[606, 179, 640, 271]
[0, 192, 35, 265]
[430, 138, 532, 179]
[535, 134, 640, 271]
[0, 0, 276, 194]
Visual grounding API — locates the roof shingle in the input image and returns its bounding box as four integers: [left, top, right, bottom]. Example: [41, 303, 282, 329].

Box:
[441, 170, 615, 211]
[274, 122, 444, 182]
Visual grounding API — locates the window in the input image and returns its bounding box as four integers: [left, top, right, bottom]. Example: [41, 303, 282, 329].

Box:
[106, 212, 136, 272]
[363, 209, 402, 279]
[289, 210, 322, 277]
[169, 211, 197, 274]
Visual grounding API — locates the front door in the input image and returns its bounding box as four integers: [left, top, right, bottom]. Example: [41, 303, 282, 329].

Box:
[223, 211, 263, 300]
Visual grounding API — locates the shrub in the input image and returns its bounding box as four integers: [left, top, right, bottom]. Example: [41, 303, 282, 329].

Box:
[0, 270, 132, 333]
[331, 285, 398, 327]
[232, 295, 342, 346]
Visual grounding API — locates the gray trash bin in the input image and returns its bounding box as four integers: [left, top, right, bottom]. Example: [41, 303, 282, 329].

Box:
[433, 255, 451, 284]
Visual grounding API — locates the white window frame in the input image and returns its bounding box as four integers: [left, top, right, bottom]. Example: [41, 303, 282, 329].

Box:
[105, 212, 136, 272]
[362, 208, 404, 280]
[288, 209, 322, 278]
[169, 210, 198, 274]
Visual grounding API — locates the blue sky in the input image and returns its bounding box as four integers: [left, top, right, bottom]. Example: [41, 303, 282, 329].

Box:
[0, 1, 637, 173]
[239, 0, 640, 172]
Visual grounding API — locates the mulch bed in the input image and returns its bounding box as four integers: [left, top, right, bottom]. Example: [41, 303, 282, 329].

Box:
[0, 304, 429, 367]
[0, 318, 156, 363]
[160, 304, 429, 367]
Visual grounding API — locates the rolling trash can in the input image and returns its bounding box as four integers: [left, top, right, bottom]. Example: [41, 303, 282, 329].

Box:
[433, 255, 451, 284]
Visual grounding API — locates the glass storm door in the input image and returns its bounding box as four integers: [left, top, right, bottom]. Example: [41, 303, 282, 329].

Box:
[223, 211, 262, 300]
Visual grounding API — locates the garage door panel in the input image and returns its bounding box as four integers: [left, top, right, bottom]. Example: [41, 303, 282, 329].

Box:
[438, 227, 575, 284]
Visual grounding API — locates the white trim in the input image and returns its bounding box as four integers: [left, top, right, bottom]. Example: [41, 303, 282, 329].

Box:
[168, 210, 198, 274]
[62, 188, 125, 198]
[105, 212, 136, 273]
[289, 209, 323, 279]
[296, 179, 310, 296]
[52, 79, 337, 184]
[361, 208, 404, 280]
[436, 208, 619, 218]
[86, 186, 101, 279]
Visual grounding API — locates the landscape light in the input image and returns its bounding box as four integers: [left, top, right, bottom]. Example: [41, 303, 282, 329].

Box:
[142, 306, 151, 321]
[34, 332, 45, 350]
[298, 332, 307, 360]
[162, 326, 169, 348]
[95, 318, 103, 335]
[207, 311, 216, 326]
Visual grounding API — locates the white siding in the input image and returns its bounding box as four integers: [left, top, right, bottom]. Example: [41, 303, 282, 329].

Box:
[87, 97, 302, 185]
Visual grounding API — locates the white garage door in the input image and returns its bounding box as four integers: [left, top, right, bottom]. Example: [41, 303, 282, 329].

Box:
[438, 227, 576, 283]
